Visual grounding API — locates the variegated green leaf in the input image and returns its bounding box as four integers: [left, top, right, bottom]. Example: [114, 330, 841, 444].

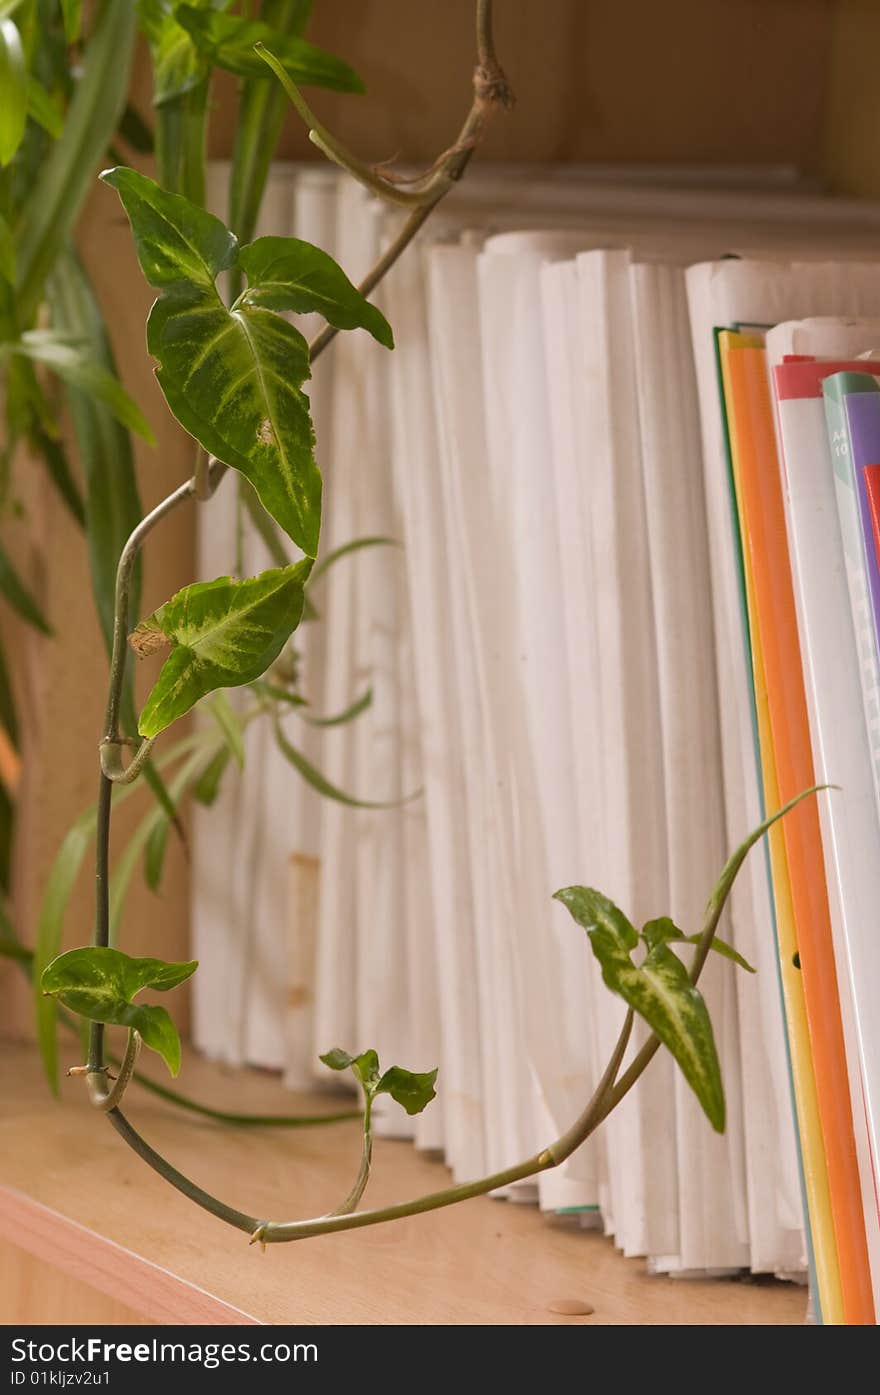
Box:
[41, 945, 197, 1075]
[554, 886, 725, 1131]
[236, 236, 392, 347]
[133, 561, 312, 738]
[101, 166, 322, 556]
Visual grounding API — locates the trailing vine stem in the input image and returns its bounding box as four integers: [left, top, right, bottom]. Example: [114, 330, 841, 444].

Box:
[88, 0, 512, 1078]
[73, 0, 729, 1246]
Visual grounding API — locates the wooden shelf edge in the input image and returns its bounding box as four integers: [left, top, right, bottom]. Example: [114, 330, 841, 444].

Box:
[0, 1185, 261, 1326]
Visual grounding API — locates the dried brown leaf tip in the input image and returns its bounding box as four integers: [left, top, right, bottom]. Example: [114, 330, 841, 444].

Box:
[128, 618, 171, 659]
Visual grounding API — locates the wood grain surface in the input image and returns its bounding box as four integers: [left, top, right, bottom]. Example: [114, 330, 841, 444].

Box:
[0, 1044, 807, 1326]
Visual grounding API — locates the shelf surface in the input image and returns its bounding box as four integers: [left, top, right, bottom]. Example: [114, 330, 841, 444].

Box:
[0, 1042, 807, 1326]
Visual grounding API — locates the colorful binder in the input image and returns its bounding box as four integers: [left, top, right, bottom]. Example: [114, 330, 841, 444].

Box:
[721, 333, 875, 1324]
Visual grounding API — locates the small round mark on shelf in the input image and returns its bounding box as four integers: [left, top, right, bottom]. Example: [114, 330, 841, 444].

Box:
[547, 1297, 595, 1317]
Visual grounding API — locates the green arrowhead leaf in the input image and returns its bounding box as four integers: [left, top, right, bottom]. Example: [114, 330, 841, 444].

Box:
[236, 237, 392, 348]
[40, 946, 197, 1076]
[641, 915, 756, 973]
[100, 165, 237, 287]
[375, 1065, 438, 1116]
[174, 6, 364, 91]
[554, 887, 725, 1131]
[101, 166, 322, 556]
[134, 561, 312, 738]
[0, 18, 27, 165]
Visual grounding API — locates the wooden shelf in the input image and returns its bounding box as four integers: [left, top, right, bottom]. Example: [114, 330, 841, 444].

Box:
[0, 1043, 806, 1326]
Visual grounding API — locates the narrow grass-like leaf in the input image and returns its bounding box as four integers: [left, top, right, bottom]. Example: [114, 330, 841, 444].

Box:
[109, 743, 218, 932]
[7, 331, 155, 442]
[0, 211, 14, 284]
[274, 717, 411, 809]
[26, 77, 63, 139]
[31, 428, 86, 526]
[0, 634, 18, 745]
[0, 541, 51, 633]
[50, 250, 144, 658]
[32, 731, 207, 1090]
[228, 0, 313, 247]
[60, 0, 82, 43]
[208, 690, 245, 768]
[134, 562, 311, 737]
[310, 535, 399, 584]
[0, 18, 27, 166]
[192, 746, 230, 806]
[144, 817, 170, 893]
[301, 687, 372, 728]
[16, 1, 137, 324]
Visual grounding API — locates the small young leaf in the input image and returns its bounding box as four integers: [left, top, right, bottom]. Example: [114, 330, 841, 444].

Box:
[554, 886, 725, 1131]
[375, 1065, 438, 1116]
[642, 916, 756, 974]
[41, 946, 197, 1076]
[320, 1046, 379, 1089]
[6, 332, 155, 444]
[320, 1047, 437, 1115]
[0, 18, 27, 166]
[136, 562, 312, 738]
[236, 237, 392, 348]
[175, 6, 364, 92]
